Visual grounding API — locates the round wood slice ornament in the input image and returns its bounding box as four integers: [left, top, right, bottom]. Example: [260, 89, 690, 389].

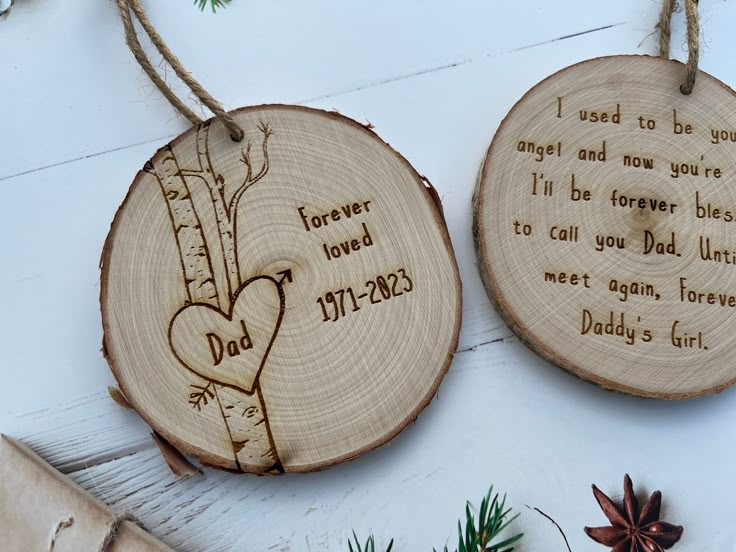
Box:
[474, 55, 736, 399]
[101, 105, 461, 473]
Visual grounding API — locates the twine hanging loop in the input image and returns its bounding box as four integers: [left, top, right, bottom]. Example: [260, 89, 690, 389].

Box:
[116, 0, 245, 141]
[657, 0, 700, 95]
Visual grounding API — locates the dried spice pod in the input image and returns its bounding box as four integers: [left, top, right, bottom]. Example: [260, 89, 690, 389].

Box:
[585, 474, 683, 551]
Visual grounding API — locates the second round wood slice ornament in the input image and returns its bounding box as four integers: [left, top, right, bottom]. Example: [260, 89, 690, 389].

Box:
[474, 55, 736, 399]
[102, 105, 461, 473]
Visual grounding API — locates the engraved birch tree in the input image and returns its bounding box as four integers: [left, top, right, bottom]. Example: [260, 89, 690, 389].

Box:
[145, 120, 282, 473]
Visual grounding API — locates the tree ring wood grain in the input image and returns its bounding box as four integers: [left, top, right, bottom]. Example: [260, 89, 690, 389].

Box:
[101, 105, 461, 472]
[474, 56, 736, 399]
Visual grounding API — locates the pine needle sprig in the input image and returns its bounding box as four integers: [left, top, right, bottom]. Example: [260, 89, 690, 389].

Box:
[348, 531, 394, 552]
[194, 0, 231, 12]
[348, 486, 522, 552]
[440, 486, 523, 552]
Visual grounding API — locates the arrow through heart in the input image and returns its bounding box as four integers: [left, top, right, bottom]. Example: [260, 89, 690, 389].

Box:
[169, 276, 285, 394]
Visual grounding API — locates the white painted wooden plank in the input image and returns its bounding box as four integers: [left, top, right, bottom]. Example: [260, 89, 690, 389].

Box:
[4, 7, 736, 452]
[9, 390, 153, 473]
[3, 3, 736, 550]
[0, 139, 161, 419]
[0, 22, 649, 420]
[0, 0, 661, 181]
[65, 339, 736, 551]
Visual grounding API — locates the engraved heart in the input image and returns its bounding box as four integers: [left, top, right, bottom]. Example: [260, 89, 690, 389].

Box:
[169, 276, 285, 393]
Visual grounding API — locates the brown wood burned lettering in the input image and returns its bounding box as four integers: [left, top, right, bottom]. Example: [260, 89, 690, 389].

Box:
[577, 140, 607, 162]
[516, 140, 561, 162]
[710, 128, 736, 144]
[578, 309, 653, 346]
[297, 200, 373, 231]
[169, 276, 285, 393]
[608, 278, 660, 303]
[543, 271, 591, 288]
[317, 268, 414, 323]
[101, 105, 461, 472]
[297, 201, 377, 262]
[474, 56, 736, 398]
[322, 222, 374, 261]
[608, 190, 677, 214]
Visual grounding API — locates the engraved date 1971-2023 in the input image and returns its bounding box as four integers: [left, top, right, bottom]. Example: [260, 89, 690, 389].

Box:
[316, 269, 414, 323]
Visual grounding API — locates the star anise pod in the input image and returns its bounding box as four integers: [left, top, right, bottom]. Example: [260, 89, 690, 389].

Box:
[584, 474, 683, 552]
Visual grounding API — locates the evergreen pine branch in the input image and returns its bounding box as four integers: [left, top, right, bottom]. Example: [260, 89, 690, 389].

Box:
[434, 487, 523, 552]
[194, 0, 231, 12]
[348, 486, 522, 552]
[347, 531, 394, 552]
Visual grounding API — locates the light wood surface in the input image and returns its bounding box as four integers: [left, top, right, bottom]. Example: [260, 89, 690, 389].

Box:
[101, 105, 461, 472]
[475, 55, 736, 399]
[4, 2, 736, 550]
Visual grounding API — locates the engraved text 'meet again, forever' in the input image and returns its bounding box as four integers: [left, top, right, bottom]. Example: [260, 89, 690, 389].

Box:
[474, 56, 736, 397]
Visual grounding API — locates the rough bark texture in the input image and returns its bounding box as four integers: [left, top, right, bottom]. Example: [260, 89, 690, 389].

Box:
[146, 149, 219, 306]
[217, 386, 281, 472]
[195, 122, 241, 303]
[154, 122, 279, 472]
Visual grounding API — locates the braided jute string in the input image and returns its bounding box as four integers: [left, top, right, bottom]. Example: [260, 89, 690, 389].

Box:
[97, 512, 134, 552]
[47, 516, 73, 551]
[47, 512, 139, 552]
[657, 0, 700, 94]
[116, 0, 245, 141]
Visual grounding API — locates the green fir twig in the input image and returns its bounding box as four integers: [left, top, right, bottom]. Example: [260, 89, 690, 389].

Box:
[436, 487, 523, 552]
[194, 0, 231, 12]
[348, 531, 394, 552]
[348, 487, 522, 552]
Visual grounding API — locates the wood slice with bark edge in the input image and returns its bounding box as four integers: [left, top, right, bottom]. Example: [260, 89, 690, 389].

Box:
[101, 105, 461, 473]
[474, 55, 736, 399]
